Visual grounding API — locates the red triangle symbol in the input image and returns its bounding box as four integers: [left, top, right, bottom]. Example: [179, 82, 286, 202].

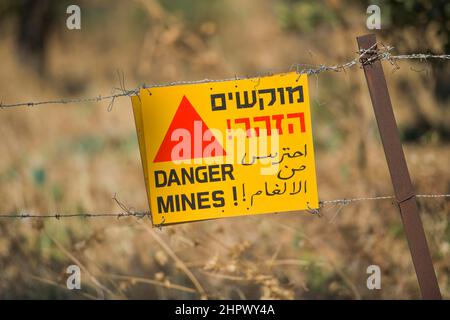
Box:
[153, 96, 226, 163]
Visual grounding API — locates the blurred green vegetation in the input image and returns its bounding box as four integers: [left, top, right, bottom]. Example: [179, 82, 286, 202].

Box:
[157, 0, 224, 29]
[276, 0, 340, 32]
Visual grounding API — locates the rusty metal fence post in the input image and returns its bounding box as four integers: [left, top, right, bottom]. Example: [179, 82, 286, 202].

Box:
[356, 34, 441, 299]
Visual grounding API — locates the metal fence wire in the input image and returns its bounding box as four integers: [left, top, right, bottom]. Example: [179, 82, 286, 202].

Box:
[0, 43, 449, 222]
[0, 45, 449, 110]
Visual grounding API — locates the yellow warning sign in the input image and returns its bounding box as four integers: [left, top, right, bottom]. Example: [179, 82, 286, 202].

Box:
[131, 72, 318, 225]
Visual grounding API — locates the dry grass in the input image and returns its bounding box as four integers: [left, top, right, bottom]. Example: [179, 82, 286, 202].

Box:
[0, 0, 448, 299]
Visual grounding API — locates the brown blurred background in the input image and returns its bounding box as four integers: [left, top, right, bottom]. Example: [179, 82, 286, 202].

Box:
[0, 0, 449, 299]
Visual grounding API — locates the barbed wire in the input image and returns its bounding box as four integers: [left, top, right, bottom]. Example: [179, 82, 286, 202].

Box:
[0, 193, 448, 221]
[0, 89, 139, 110]
[0, 212, 151, 220]
[320, 193, 450, 206]
[0, 45, 449, 110]
[390, 53, 450, 61]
